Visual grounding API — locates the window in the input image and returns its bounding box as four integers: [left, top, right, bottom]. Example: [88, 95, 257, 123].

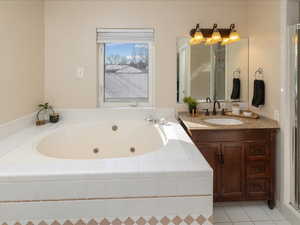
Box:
[104, 43, 149, 102]
[97, 29, 154, 106]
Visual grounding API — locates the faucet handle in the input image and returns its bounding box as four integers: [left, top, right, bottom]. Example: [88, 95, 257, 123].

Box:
[145, 115, 154, 122]
[158, 118, 167, 125]
[204, 109, 210, 116]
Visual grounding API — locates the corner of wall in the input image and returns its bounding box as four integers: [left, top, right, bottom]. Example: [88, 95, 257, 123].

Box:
[0, 0, 45, 124]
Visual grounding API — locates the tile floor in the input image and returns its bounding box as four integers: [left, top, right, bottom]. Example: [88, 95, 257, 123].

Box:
[214, 201, 291, 225]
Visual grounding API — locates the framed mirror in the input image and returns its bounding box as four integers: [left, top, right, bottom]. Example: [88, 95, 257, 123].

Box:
[176, 37, 249, 103]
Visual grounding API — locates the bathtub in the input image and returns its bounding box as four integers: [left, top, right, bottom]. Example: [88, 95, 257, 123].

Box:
[37, 121, 167, 160]
[0, 108, 213, 225]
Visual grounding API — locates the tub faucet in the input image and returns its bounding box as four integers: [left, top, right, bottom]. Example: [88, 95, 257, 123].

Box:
[145, 115, 166, 125]
[145, 115, 157, 123]
[212, 100, 221, 115]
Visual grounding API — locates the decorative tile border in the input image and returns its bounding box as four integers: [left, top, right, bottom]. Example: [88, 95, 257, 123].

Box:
[1, 215, 213, 225]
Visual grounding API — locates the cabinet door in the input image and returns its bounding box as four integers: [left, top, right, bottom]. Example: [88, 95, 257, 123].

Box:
[220, 142, 245, 201]
[196, 143, 221, 201]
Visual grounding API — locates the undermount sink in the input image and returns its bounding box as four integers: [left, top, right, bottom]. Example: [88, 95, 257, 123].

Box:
[204, 118, 243, 125]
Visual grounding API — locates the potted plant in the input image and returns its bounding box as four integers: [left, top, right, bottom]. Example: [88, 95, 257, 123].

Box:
[36, 103, 59, 126]
[183, 96, 198, 114]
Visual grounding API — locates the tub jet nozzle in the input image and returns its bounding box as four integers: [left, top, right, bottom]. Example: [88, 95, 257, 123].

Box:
[112, 125, 118, 131]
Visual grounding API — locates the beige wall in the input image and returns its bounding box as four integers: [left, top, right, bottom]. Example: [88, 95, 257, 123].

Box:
[44, 0, 249, 108]
[248, 0, 281, 119]
[0, 0, 284, 121]
[0, 0, 44, 124]
[225, 39, 249, 103]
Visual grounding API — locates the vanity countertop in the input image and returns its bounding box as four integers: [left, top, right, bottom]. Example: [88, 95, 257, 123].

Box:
[178, 112, 279, 130]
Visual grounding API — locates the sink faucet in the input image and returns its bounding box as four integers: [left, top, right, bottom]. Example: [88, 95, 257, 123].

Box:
[206, 97, 212, 103]
[212, 100, 221, 115]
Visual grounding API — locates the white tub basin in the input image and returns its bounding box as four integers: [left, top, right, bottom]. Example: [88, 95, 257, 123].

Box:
[204, 118, 243, 125]
[37, 121, 167, 160]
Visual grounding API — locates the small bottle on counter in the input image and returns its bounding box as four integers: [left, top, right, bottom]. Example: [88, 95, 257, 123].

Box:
[232, 103, 240, 115]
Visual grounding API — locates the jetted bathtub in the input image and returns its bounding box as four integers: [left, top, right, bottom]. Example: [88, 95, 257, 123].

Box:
[0, 109, 213, 225]
[37, 121, 167, 160]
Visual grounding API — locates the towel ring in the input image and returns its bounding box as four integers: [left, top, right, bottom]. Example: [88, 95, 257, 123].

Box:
[255, 67, 264, 80]
[233, 68, 241, 78]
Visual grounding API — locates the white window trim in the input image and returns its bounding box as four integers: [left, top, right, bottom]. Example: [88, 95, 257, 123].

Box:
[97, 41, 155, 108]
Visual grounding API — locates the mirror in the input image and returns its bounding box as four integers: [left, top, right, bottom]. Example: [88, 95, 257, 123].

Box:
[176, 37, 249, 103]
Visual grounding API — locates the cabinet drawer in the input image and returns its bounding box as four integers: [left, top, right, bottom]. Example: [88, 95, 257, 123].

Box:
[247, 161, 270, 178]
[247, 142, 269, 160]
[191, 130, 269, 142]
[246, 179, 269, 200]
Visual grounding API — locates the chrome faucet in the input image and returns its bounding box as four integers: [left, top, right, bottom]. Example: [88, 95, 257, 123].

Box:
[145, 115, 158, 123]
[144, 115, 166, 125]
[212, 100, 221, 115]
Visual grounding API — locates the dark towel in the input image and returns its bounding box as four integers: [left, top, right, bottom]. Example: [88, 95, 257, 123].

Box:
[252, 79, 265, 107]
[231, 78, 240, 100]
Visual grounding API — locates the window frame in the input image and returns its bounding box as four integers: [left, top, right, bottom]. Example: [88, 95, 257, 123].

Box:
[98, 40, 155, 108]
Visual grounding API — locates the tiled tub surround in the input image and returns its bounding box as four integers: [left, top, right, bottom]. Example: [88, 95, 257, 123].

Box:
[0, 109, 213, 224]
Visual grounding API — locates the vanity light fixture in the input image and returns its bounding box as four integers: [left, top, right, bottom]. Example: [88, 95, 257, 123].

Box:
[194, 24, 204, 42]
[190, 24, 204, 45]
[228, 24, 240, 43]
[189, 23, 240, 45]
[211, 24, 222, 43]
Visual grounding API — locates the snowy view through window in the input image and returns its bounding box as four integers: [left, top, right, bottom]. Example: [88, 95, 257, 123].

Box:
[104, 43, 149, 102]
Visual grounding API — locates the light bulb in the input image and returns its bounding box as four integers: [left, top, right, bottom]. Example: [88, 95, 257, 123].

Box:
[190, 37, 196, 45]
[221, 38, 230, 45]
[194, 31, 204, 42]
[229, 30, 240, 43]
[206, 37, 220, 45]
[205, 38, 214, 45]
[190, 37, 202, 45]
[212, 30, 222, 42]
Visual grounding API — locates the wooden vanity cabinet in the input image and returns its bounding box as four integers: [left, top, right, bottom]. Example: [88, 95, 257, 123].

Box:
[181, 125, 277, 209]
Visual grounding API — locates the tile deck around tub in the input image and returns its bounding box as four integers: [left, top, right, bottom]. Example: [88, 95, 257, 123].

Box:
[214, 201, 291, 225]
[0, 117, 212, 202]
